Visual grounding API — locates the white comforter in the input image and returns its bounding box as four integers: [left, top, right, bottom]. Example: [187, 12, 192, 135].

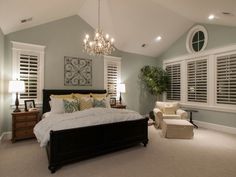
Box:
[34, 108, 143, 147]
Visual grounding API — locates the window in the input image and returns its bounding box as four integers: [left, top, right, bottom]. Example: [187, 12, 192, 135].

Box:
[187, 59, 207, 103]
[12, 41, 45, 103]
[104, 56, 121, 99]
[166, 63, 181, 100]
[186, 25, 208, 53]
[216, 54, 236, 105]
[19, 53, 39, 99]
[164, 44, 236, 112]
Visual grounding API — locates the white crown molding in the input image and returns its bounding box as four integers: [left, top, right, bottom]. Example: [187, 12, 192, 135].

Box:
[194, 120, 236, 135]
[11, 41, 46, 52]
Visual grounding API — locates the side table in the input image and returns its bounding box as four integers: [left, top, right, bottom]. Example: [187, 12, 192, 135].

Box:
[184, 109, 198, 128]
[111, 104, 126, 109]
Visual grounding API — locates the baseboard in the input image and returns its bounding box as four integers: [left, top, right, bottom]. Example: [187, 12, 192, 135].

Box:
[0, 131, 12, 143]
[194, 120, 236, 135]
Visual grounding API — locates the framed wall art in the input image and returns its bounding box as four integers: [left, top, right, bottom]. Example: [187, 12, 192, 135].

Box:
[64, 56, 92, 86]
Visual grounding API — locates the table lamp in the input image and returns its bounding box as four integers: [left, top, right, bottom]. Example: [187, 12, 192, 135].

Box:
[9, 80, 25, 112]
[118, 83, 126, 104]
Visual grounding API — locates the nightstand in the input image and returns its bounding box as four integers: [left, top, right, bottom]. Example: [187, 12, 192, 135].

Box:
[12, 110, 40, 143]
[111, 104, 126, 109]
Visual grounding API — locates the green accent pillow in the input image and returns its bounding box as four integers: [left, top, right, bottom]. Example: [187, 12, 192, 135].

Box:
[93, 98, 106, 108]
[63, 99, 80, 113]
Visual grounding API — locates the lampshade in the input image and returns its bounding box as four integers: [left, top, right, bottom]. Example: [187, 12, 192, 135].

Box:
[8, 80, 25, 93]
[118, 83, 126, 93]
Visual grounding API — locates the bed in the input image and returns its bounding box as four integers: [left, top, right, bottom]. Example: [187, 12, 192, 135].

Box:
[41, 89, 148, 173]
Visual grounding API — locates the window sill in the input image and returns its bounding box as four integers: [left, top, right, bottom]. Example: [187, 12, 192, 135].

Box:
[181, 103, 236, 114]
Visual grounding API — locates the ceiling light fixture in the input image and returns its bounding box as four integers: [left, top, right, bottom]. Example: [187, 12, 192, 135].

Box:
[156, 36, 162, 41]
[208, 14, 215, 20]
[83, 0, 115, 56]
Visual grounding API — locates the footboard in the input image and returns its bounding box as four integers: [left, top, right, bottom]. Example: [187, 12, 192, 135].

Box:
[47, 118, 148, 173]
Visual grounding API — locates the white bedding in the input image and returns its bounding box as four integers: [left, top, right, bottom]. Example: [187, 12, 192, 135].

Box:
[34, 108, 144, 147]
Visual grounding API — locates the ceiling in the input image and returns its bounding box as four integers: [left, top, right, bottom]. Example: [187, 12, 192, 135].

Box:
[0, 0, 236, 57]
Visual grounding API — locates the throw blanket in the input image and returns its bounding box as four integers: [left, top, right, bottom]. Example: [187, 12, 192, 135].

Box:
[34, 108, 143, 147]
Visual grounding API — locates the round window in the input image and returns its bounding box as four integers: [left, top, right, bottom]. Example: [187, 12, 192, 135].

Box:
[186, 25, 208, 53]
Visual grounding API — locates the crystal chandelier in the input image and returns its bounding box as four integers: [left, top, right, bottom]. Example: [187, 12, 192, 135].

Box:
[83, 0, 115, 56]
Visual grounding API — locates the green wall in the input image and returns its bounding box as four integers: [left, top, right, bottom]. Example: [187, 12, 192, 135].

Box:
[160, 23, 236, 60]
[158, 23, 236, 128]
[0, 28, 4, 134]
[2, 15, 156, 132]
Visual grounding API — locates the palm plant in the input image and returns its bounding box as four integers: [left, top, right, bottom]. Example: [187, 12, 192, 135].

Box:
[140, 65, 169, 98]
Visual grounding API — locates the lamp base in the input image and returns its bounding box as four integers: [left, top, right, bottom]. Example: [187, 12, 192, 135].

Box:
[13, 108, 21, 112]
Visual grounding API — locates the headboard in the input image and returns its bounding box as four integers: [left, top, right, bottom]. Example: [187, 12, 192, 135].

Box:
[42, 89, 107, 113]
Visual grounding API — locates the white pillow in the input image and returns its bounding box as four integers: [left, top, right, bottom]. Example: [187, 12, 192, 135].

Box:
[105, 95, 111, 108]
[50, 97, 64, 113]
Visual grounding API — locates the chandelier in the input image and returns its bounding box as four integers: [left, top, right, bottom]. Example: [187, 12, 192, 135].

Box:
[83, 0, 115, 56]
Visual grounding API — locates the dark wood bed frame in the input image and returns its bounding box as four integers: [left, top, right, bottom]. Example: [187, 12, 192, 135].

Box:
[42, 89, 148, 173]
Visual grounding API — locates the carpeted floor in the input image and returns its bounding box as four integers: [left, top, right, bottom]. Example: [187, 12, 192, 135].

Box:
[1, 126, 236, 177]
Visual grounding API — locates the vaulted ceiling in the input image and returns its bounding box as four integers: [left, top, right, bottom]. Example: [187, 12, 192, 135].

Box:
[0, 0, 236, 57]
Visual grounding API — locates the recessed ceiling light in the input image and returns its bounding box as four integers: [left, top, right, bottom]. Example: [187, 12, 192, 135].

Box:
[156, 36, 162, 41]
[208, 14, 215, 20]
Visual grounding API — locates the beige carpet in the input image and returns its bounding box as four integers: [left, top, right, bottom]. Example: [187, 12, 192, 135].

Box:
[1, 126, 236, 177]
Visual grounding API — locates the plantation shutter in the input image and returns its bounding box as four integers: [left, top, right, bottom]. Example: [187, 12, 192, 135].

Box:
[216, 54, 236, 105]
[187, 59, 207, 103]
[19, 53, 39, 100]
[166, 64, 181, 100]
[105, 60, 121, 99]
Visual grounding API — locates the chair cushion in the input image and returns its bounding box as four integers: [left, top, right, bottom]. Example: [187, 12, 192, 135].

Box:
[156, 102, 179, 114]
[163, 114, 181, 119]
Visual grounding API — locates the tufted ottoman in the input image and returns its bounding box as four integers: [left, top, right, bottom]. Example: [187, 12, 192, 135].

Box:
[162, 119, 194, 139]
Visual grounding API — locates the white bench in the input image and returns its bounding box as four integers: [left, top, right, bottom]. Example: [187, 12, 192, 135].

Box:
[162, 119, 194, 139]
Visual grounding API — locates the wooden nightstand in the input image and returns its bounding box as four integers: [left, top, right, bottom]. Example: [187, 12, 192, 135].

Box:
[12, 110, 40, 143]
[111, 104, 126, 109]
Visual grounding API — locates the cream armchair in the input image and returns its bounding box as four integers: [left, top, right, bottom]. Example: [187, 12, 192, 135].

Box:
[153, 101, 187, 129]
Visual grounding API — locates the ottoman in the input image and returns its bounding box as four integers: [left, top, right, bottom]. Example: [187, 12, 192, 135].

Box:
[162, 119, 194, 139]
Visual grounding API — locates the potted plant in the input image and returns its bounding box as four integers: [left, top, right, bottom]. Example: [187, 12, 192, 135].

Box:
[140, 65, 169, 100]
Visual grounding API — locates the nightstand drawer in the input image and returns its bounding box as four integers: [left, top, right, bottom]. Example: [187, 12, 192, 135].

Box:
[14, 115, 37, 122]
[15, 129, 34, 139]
[15, 121, 37, 129]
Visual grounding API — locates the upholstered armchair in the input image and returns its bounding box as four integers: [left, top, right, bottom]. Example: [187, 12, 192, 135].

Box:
[153, 101, 187, 129]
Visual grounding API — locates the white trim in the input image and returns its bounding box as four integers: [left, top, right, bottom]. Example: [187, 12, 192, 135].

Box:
[163, 44, 236, 64]
[12, 41, 45, 52]
[11, 41, 45, 104]
[182, 103, 236, 113]
[164, 43, 236, 113]
[186, 25, 208, 53]
[104, 56, 122, 99]
[0, 131, 12, 143]
[194, 120, 236, 135]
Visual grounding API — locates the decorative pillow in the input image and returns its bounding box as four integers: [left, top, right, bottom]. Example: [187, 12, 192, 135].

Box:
[50, 97, 64, 113]
[79, 97, 93, 110]
[163, 107, 176, 115]
[73, 93, 91, 99]
[50, 94, 73, 99]
[93, 98, 106, 108]
[105, 95, 111, 108]
[63, 99, 80, 113]
[92, 94, 111, 108]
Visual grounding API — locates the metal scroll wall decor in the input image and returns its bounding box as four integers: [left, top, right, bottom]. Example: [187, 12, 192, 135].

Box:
[64, 56, 92, 86]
